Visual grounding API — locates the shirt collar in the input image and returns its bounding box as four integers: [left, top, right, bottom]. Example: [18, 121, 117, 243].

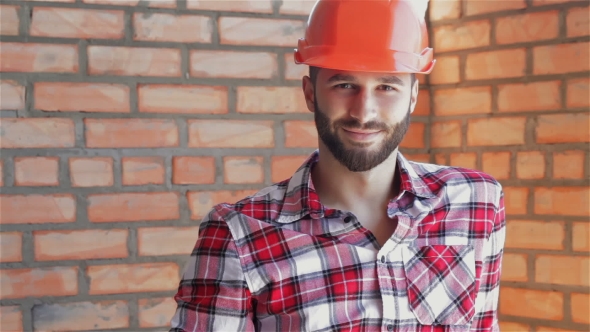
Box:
[276, 150, 436, 224]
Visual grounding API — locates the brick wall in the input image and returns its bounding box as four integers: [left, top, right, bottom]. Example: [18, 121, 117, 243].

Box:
[427, 0, 589, 331]
[0, 0, 587, 331]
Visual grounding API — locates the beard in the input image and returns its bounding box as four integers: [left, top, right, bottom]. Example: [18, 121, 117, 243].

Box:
[313, 98, 411, 173]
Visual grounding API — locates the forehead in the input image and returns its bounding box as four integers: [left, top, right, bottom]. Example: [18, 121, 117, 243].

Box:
[316, 68, 411, 86]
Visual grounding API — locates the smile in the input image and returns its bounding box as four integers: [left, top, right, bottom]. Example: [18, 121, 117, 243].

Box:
[341, 128, 383, 142]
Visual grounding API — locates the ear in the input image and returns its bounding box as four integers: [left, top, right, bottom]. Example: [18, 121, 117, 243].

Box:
[409, 78, 419, 114]
[302, 75, 316, 113]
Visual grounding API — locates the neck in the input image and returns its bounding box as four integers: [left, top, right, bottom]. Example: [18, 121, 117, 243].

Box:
[311, 145, 401, 212]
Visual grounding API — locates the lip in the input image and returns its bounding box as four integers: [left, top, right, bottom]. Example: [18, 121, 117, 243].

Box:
[341, 128, 382, 141]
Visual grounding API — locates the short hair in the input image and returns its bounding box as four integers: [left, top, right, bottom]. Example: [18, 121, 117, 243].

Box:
[309, 66, 416, 86]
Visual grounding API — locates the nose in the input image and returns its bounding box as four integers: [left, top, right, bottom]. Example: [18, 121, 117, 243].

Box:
[349, 88, 378, 125]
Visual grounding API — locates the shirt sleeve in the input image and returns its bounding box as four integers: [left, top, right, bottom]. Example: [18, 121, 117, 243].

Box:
[170, 208, 257, 332]
[471, 187, 506, 331]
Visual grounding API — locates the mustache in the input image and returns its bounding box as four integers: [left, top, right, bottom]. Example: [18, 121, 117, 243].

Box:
[334, 118, 390, 131]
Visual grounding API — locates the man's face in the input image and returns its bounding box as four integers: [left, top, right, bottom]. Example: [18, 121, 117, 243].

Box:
[303, 68, 419, 172]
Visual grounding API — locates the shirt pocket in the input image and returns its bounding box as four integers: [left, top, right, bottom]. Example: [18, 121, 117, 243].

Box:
[401, 244, 477, 326]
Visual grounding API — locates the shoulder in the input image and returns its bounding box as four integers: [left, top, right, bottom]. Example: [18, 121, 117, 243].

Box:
[202, 179, 291, 225]
[408, 160, 504, 205]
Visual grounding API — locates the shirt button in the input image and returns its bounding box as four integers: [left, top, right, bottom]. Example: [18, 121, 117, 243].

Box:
[381, 256, 385, 263]
[343, 216, 352, 223]
[387, 324, 393, 331]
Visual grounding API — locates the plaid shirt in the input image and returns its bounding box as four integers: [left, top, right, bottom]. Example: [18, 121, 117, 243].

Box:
[170, 151, 506, 332]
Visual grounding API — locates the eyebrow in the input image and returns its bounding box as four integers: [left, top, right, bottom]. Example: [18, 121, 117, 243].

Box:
[326, 74, 405, 86]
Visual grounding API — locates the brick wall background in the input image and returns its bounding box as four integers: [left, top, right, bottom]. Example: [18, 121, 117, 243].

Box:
[0, 0, 587, 331]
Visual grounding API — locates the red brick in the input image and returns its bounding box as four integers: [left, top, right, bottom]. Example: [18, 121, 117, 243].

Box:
[223, 156, 264, 184]
[0, 194, 76, 224]
[449, 153, 477, 169]
[0, 5, 19, 36]
[435, 153, 447, 165]
[467, 117, 526, 146]
[506, 220, 564, 250]
[498, 81, 561, 112]
[429, 55, 460, 85]
[534, 187, 589, 216]
[237, 87, 307, 114]
[433, 86, 492, 116]
[404, 154, 430, 163]
[0, 80, 25, 110]
[34, 229, 127, 261]
[0, 306, 22, 331]
[499, 322, 530, 332]
[32, 301, 129, 331]
[188, 120, 274, 148]
[536, 113, 590, 144]
[284, 120, 318, 148]
[400, 122, 426, 149]
[83, 0, 175, 7]
[495, 11, 559, 45]
[572, 222, 589, 252]
[0, 232, 22, 263]
[499, 288, 563, 320]
[187, 190, 259, 219]
[0, 42, 78, 73]
[137, 226, 199, 256]
[172, 156, 216, 185]
[35, 82, 129, 113]
[219, 17, 305, 46]
[88, 46, 181, 77]
[284, 52, 308, 81]
[431, 121, 462, 148]
[271, 155, 309, 183]
[571, 293, 590, 324]
[87, 263, 179, 294]
[481, 152, 511, 180]
[533, 42, 590, 75]
[433, 20, 490, 52]
[553, 150, 585, 179]
[567, 77, 589, 108]
[429, 0, 461, 21]
[133, 13, 211, 43]
[88, 192, 179, 222]
[465, 0, 526, 15]
[567, 6, 590, 37]
[0, 118, 75, 148]
[533, 0, 586, 4]
[138, 84, 227, 114]
[414, 90, 430, 116]
[69, 157, 113, 187]
[536, 327, 580, 332]
[14, 157, 59, 187]
[30, 7, 124, 39]
[138, 297, 177, 328]
[1, 267, 78, 299]
[516, 151, 546, 180]
[122, 157, 165, 186]
[535, 255, 589, 286]
[279, 0, 316, 15]
[501, 253, 528, 282]
[504, 187, 529, 215]
[187, 0, 272, 12]
[85, 119, 179, 148]
[191, 51, 277, 79]
[465, 48, 526, 80]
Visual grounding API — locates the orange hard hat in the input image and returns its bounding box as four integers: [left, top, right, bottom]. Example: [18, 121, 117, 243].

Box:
[294, 0, 436, 74]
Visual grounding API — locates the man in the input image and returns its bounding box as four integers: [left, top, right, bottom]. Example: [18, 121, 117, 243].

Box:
[170, 0, 505, 331]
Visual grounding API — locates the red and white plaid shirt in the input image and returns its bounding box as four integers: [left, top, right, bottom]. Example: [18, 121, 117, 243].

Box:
[170, 151, 506, 332]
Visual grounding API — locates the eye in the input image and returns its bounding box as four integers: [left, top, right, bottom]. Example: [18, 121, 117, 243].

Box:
[335, 83, 354, 89]
[379, 85, 398, 91]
